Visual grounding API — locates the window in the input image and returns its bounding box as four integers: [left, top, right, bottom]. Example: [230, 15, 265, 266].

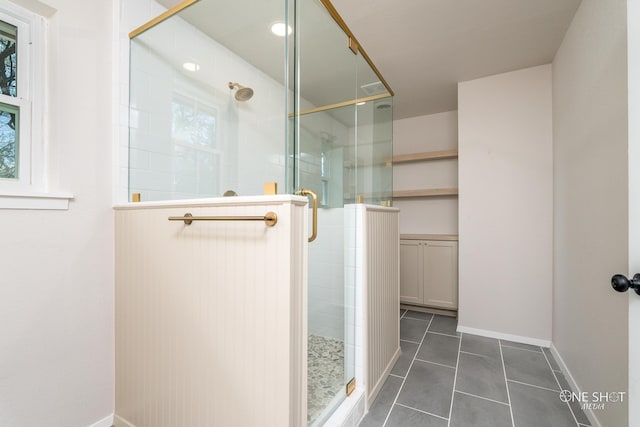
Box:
[0, 1, 71, 209]
[0, 103, 18, 179]
[171, 96, 221, 196]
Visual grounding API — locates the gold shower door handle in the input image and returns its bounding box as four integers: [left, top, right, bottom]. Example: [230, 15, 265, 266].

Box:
[297, 189, 318, 242]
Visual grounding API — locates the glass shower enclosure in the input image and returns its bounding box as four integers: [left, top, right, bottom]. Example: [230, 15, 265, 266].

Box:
[128, 0, 393, 424]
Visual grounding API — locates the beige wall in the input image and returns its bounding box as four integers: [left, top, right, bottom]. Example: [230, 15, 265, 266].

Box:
[393, 111, 458, 235]
[629, 2, 640, 424]
[0, 1, 114, 426]
[552, 0, 628, 425]
[458, 65, 553, 343]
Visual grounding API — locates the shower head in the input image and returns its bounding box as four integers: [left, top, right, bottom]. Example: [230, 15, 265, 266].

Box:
[228, 82, 254, 101]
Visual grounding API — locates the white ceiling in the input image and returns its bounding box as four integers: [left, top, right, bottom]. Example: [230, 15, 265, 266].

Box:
[330, 0, 581, 119]
[154, 0, 581, 120]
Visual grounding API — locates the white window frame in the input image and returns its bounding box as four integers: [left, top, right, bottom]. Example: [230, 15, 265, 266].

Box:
[170, 94, 222, 197]
[0, 1, 72, 210]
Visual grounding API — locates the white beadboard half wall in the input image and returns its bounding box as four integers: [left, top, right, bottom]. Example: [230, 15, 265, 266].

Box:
[362, 205, 400, 407]
[114, 196, 307, 427]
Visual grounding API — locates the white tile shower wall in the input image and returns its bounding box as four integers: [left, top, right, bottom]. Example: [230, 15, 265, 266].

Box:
[118, 0, 166, 202]
[344, 204, 365, 387]
[119, 0, 290, 202]
[127, 16, 286, 200]
[308, 208, 346, 340]
[297, 102, 350, 207]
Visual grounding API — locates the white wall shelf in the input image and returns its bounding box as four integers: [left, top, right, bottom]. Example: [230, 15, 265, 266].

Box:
[393, 149, 458, 200]
[393, 149, 458, 164]
[393, 112, 459, 234]
[393, 188, 458, 198]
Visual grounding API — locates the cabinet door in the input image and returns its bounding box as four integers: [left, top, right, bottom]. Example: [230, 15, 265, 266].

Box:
[422, 241, 458, 309]
[400, 240, 423, 305]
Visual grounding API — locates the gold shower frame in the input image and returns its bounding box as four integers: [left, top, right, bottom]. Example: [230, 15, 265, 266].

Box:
[128, 0, 394, 113]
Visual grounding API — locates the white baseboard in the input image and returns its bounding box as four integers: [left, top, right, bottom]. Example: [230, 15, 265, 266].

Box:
[549, 344, 603, 427]
[456, 325, 551, 348]
[88, 414, 114, 427]
[113, 415, 136, 427]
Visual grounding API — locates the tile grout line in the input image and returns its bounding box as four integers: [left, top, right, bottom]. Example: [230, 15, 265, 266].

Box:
[459, 349, 498, 358]
[455, 389, 511, 407]
[499, 338, 516, 427]
[413, 357, 456, 370]
[381, 314, 435, 427]
[395, 402, 449, 421]
[446, 330, 463, 427]
[426, 330, 460, 339]
[404, 316, 431, 322]
[507, 379, 560, 393]
[541, 346, 581, 427]
[400, 339, 421, 345]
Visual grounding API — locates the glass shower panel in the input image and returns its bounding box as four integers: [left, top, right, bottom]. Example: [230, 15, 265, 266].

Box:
[354, 52, 393, 205]
[353, 96, 393, 205]
[128, 0, 290, 202]
[298, 106, 356, 426]
[293, 0, 357, 425]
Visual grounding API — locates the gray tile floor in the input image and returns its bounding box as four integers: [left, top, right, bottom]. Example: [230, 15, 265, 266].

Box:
[359, 310, 591, 427]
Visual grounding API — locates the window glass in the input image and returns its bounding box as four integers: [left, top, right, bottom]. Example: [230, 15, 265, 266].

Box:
[171, 98, 217, 148]
[0, 20, 17, 97]
[0, 101, 18, 179]
[171, 97, 220, 195]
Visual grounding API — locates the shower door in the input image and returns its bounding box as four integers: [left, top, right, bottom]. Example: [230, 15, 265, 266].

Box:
[295, 105, 357, 426]
[292, 1, 358, 425]
[292, 0, 394, 423]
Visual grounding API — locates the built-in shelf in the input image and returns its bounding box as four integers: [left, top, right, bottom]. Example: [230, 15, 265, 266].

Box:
[393, 188, 458, 198]
[401, 234, 458, 241]
[344, 160, 392, 169]
[393, 149, 458, 164]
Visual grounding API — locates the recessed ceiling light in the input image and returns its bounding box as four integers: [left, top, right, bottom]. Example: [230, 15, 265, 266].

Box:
[182, 62, 200, 72]
[271, 22, 292, 37]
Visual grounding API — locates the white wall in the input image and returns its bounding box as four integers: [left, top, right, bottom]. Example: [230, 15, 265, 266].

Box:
[553, 0, 628, 425]
[458, 65, 552, 343]
[393, 111, 458, 235]
[0, 1, 114, 426]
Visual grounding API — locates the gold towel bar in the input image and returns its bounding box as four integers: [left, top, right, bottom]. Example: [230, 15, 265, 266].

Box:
[168, 212, 277, 227]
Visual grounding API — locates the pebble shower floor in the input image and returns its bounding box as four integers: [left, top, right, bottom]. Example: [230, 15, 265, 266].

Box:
[307, 335, 345, 424]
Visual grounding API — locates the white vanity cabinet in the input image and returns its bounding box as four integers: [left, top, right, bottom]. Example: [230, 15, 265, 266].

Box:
[400, 236, 458, 310]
